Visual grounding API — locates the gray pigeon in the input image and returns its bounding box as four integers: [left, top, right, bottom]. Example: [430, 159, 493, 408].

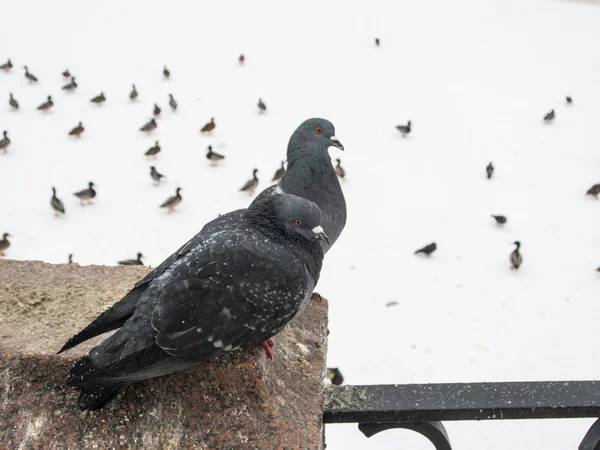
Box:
[543, 109, 555, 122]
[118, 253, 144, 266]
[150, 166, 165, 183]
[415, 242, 437, 256]
[169, 94, 177, 111]
[59, 193, 327, 410]
[491, 215, 507, 225]
[486, 162, 494, 179]
[0, 131, 10, 153]
[258, 98, 266, 113]
[51, 187, 66, 215]
[9, 93, 18, 110]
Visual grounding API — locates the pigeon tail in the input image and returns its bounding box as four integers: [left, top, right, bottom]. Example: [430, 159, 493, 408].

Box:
[77, 384, 129, 411]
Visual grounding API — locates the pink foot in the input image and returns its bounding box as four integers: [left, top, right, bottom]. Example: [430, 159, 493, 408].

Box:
[260, 338, 275, 360]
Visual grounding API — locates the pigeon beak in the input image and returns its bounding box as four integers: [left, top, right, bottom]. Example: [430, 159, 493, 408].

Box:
[312, 226, 330, 245]
[329, 136, 344, 151]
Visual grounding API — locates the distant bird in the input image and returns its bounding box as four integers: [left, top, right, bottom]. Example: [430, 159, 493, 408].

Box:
[327, 368, 344, 386]
[375, 38, 380, 46]
[396, 120, 411, 137]
[160, 187, 182, 213]
[145, 141, 161, 158]
[201, 117, 216, 133]
[9, 93, 18, 110]
[150, 166, 165, 184]
[510, 241, 522, 270]
[415, 242, 437, 256]
[90, 92, 106, 104]
[62, 69, 71, 78]
[586, 184, 600, 199]
[486, 162, 494, 179]
[74, 182, 96, 205]
[0, 233, 10, 256]
[239, 54, 245, 65]
[163, 66, 170, 79]
[335, 159, 345, 179]
[68, 122, 85, 137]
[0, 131, 10, 153]
[491, 215, 507, 226]
[62, 76, 77, 91]
[566, 96, 573, 104]
[543, 109, 555, 123]
[272, 161, 285, 182]
[0, 59, 12, 71]
[51, 187, 66, 215]
[168, 94, 177, 111]
[130, 84, 138, 101]
[240, 168, 259, 194]
[140, 118, 157, 132]
[258, 98, 266, 113]
[597, 268, 600, 273]
[37, 95, 54, 111]
[206, 145, 225, 164]
[23, 65, 38, 82]
[118, 253, 144, 266]
[68, 254, 74, 264]
[153, 103, 161, 117]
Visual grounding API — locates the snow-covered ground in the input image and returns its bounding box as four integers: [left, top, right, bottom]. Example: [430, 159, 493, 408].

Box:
[2, 0, 600, 448]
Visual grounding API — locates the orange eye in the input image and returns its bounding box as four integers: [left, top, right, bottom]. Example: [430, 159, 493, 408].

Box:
[315, 127, 322, 134]
[294, 219, 302, 226]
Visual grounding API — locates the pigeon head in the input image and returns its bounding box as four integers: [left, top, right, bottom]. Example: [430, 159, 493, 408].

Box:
[288, 118, 344, 159]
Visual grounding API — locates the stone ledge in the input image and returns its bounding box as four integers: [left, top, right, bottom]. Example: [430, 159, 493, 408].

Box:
[0, 260, 328, 449]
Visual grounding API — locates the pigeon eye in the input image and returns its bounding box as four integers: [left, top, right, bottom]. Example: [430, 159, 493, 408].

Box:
[294, 219, 302, 226]
[315, 127, 322, 134]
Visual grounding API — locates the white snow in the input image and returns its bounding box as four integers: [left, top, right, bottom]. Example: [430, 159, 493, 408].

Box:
[2, 0, 600, 448]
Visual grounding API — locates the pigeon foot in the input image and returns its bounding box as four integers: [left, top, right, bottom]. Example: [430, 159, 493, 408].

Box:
[260, 338, 275, 360]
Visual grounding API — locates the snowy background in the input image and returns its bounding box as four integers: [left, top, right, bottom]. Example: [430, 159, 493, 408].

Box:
[1, 0, 600, 448]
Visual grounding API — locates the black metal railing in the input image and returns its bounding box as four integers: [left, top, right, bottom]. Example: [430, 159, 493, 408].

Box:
[323, 380, 600, 449]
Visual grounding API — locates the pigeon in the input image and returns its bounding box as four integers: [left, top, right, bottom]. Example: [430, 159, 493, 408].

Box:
[58, 192, 327, 410]
[23, 65, 38, 82]
[0, 59, 12, 71]
[510, 241, 522, 270]
[586, 184, 600, 199]
[375, 38, 380, 47]
[62, 77, 77, 91]
[91, 92, 106, 104]
[68, 254, 74, 264]
[51, 187, 66, 215]
[491, 215, 507, 226]
[163, 66, 170, 79]
[145, 141, 161, 158]
[597, 268, 600, 273]
[74, 182, 96, 205]
[272, 161, 285, 182]
[150, 166, 165, 184]
[415, 242, 437, 256]
[0, 233, 10, 256]
[168, 94, 177, 111]
[566, 96, 573, 104]
[258, 98, 266, 113]
[239, 54, 245, 65]
[130, 84, 138, 101]
[118, 253, 144, 266]
[327, 368, 344, 386]
[9, 93, 18, 110]
[140, 118, 157, 132]
[206, 145, 224, 164]
[153, 103, 161, 117]
[160, 187, 182, 213]
[0, 131, 10, 153]
[396, 120, 411, 137]
[543, 109, 555, 123]
[62, 69, 71, 78]
[240, 169, 259, 194]
[486, 162, 494, 179]
[201, 118, 216, 133]
[335, 159, 346, 179]
[37, 95, 54, 111]
[68, 122, 84, 137]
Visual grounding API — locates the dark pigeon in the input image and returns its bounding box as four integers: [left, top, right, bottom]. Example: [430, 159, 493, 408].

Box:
[23, 65, 38, 82]
[37, 95, 53, 111]
[566, 96, 572, 104]
[68, 254, 74, 264]
[145, 141, 161, 157]
[543, 109, 555, 122]
[130, 84, 138, 101]
[91, 92, 106, 104]
[169, 94, 177, 111]
[396, 120, 411, 137]
[150, 166, 165, 183]
[118, 253, 144, 266]
[206, 145, 225, 164]
[201, 118, 215, 133]
[62, 69, 70, 78]
[69, 122, 84, 137]
[140, 118, 157, 132]
[163, 66, 170, 79]
[239, 54, 245, 65]
[375, 38, 380, 47]
[58, 193, 327, 410]
[62, 77, 77, 91]
[153, 103, 161, 117]
[74, 182, 96, 205]
[258, 98, 266, 113]
[510, 241, 522, 270]
[415, 242, 437, 256]
[51, 187, 65, 215]
[9, 93, 18, 110]
[486, 162, 494, 179]
[491, 215, 507, 225]
[0, 233, 10, 256]
[586, 184, 600, 199]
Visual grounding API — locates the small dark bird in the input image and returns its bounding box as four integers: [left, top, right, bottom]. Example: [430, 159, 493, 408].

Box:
[118, 253, 144, 266]
[74, 182, 96, 205]
[145, 141, 161, 158]
[201, 118, 216, 133]
[543, 109, 555, 123]
[153, 103, 161, 117]
[566, 96, 573, 104]
[0, 59, 12, 71]
[0, 131, 10, 153]
[130, 84, 138, 101]
[23, 65, 38, 82]
[587, 184, 600, 199]
[491, 215, 507, 226]
[68, 254, 74, 264]
[272, 161, 285, 182]
[375, 38, 380, 46]
[68, 122, 85, 137]
[415, 242, 437, 256]
[62, 76, 77, 91]
[62, 69, 71, 78]
[238, 54, 245, 65]
[327, 368, 344, 386]
[597, 268, 600, 273]
[258, 98, 266, 113]
[396, 120, 411, 137]
[51, 187, 66, 215]
[160, 187, 182, 213]
[0, 233, 10, 256]
[206, 145, 224, 164]
[90, 92, 106, 104]
[486, 162, 494, 179]
[163, 66, 170, 79]
[140, 118, 157, 132]
[37, 95, 53, 111]
[335, 159, 345, 179]
[168, 94, 177, 111]
[510, 241, 522, 270]
[150, 166, 165, 183]
[240, 169, 259, 194]
[9, 93, 18, 110]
